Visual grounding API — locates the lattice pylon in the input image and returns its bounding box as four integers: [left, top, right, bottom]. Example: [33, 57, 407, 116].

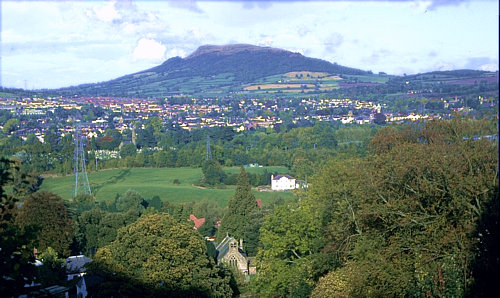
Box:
[206, 135, 212, 160]
[72, 121, 91, 197]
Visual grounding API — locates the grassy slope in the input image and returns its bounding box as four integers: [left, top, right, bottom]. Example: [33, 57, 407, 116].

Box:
[40, 166, 293, 207]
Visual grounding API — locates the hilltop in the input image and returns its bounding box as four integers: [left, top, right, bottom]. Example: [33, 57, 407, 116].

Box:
[52, 44, 367, 97]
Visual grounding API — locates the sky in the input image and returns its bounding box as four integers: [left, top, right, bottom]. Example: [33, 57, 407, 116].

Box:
[1, 0, 498, 89]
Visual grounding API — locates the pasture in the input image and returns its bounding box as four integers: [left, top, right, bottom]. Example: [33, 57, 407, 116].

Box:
[40, 166, 294, 207]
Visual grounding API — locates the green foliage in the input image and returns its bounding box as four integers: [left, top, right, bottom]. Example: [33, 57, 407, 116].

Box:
[0, 158, 38, 296]
[249, 117, 498, 297]
[37, 247, 67, 287]
[76, 207, 140, 254]
[201, 159, 226, 186]
[119, 142, 137, 158]
[307, 117, 498, 296]
[16, 190, 74, 256]
[217, 167, 262, 256]
[251, 202, 323, 297]
[2, 118, 19, 134]
[114, 189, 147, 213]
[93, 213, 234, 296]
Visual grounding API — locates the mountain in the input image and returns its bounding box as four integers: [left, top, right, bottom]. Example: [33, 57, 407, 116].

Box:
[54, 44, 368, 97]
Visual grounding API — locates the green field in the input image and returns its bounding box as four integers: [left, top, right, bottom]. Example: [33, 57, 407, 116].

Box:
[40, 166, 293, 207]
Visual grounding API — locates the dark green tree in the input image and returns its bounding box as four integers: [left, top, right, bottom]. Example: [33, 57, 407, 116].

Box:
[0, 159, 38, 296]
[217, 167, 261, 256]
[201, 159, 226, 186]
[119, 143, 137, 158]
[16, 191, 74, 256]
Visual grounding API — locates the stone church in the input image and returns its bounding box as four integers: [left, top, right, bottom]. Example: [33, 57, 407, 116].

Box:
[215, 235, 255, 275]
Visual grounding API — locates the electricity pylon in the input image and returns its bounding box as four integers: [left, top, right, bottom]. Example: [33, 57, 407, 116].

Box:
[72, 121, 91, 197]
[206, 135, 212, 160]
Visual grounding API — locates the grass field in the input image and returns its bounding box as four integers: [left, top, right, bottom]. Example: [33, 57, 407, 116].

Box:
[40, 166, 294, 207]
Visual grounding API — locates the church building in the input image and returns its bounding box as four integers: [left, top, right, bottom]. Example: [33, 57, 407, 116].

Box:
[216, 235, 254, 275]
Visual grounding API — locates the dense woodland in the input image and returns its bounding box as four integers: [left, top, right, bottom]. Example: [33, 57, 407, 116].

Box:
[0, 115, 498, 297]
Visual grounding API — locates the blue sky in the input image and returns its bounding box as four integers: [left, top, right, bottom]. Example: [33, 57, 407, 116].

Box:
[1, 0, 498, 89]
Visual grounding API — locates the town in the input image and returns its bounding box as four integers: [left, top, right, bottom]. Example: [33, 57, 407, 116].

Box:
[2, 94, 481, 142]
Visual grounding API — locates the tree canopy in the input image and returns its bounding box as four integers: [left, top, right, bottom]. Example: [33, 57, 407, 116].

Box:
[92, 213, 233, 296]
[16, 190, 74, 256]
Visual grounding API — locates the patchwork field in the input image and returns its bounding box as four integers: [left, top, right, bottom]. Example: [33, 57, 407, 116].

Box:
[244, 83, 315, 91]
[40, 166, 294, 207]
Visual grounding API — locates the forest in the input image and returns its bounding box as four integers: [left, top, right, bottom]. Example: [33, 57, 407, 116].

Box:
[0, 116, 498, 297]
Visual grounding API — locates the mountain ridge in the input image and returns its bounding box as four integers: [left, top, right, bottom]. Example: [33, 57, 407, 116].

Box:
[52, 44, 368, 97]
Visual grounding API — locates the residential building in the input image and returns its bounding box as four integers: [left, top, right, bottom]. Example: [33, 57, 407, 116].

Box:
[271, 174, 296, 191]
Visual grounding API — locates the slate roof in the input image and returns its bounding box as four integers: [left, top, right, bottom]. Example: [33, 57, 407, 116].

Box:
[65, 255, 92, 274]
[273, 174, 295, 180]
[215, 235, 233, 262]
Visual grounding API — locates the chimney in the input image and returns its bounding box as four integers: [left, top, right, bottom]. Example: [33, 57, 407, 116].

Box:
[239, 239, 243, 250]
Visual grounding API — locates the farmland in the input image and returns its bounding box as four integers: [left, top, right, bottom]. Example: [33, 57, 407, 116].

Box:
[40, 166, 294, 207]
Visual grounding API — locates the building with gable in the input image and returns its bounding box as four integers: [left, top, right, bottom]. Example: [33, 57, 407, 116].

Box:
[271, 174, 297, 191]
[216, 235, 254, 275]
[188, 214, 205, 230]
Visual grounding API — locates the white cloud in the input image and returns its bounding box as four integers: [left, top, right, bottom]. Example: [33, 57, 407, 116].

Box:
[93, 1, 121, 23]
[133, 38, 166, 61]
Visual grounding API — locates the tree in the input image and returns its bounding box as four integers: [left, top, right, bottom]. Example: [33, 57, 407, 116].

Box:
[114, 189, 147, 213]
[76, 208, 139, 254]
[251, 202, 323, 297]
[373, 112, 386, 124]
[201, 159, 226, 186]
[37, 247, 67, 287]
[0, 158, 38, 296]
[92, 213, 233, 296]
[217, 167, 261, 256]
[119, 143, 137, 158]
[16, 191, 74, 256]
[2, 118, 19, 134]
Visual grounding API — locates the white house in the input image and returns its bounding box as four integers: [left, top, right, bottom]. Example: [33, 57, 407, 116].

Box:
[271, 174, 297, 191]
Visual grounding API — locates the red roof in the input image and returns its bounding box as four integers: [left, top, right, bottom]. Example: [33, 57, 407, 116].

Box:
[189, 214, 206, 230]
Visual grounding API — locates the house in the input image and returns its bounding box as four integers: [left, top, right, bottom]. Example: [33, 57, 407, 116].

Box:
[271, 174, 297, 191]
[65, 255, 92, 298]
[216, 235, 254, 275]
[189, 214, 206, 230]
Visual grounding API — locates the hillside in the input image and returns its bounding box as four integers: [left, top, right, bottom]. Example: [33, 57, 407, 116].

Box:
[52, 44, 368, 97]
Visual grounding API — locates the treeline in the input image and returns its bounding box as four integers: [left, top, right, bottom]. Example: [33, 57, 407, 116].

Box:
[1, 118, 377, 181]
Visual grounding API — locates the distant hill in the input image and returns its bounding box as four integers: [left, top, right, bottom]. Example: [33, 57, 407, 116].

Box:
[53, 44, 368, 97]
